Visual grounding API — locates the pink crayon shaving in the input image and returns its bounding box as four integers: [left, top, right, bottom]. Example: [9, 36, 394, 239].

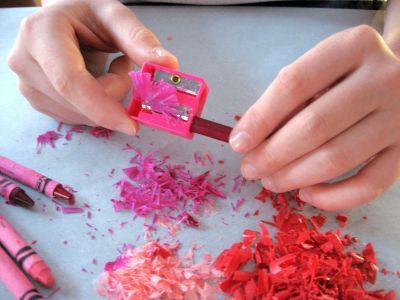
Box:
[96, 242, 222, 299]
[112, 149, 226, 230]
[36, 131, 62, 154]
[130, 71, 180, 117]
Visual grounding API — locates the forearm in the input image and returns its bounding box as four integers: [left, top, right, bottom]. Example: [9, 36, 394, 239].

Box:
[383, 0, 400, 55]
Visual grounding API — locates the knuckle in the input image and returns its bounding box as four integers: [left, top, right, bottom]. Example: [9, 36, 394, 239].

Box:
[20, 13, 43, 38]
[259, 147, 278, 170]
[260, 143, 283, 174]
[276, 65, 306, 98]
[51, 71, 73, 97]
[246, 106, 268, 129]
[20, 9, 63, 41]
[324, 147, 351, 176]
[347, 25, 380, 51]
[299, 109, 328, 138]
[7, 52, 22, 73]
[127, 26, 156, 44]
[102, 3, 124, 19]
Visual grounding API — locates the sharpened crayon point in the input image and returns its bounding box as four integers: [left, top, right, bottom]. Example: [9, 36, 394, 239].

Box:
[37, 270, 55, 288]
[9, 189, 34, 208]
[32, 262, 55, 288]
[53, 185, 74, 204]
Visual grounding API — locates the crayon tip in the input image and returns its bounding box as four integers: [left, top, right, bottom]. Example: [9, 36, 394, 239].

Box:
[31, 262, 55, 288]
[53, 185, 75, 204]
[36, 267, 55, 288]
[9, 189, 35, 208]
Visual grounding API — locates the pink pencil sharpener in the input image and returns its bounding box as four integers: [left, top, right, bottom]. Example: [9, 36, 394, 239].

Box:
[127, 62, 209, 139]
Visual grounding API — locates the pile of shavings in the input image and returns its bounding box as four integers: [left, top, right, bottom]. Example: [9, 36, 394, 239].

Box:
[214, 189, 396, 299]
[95, 241, 223, 299]
[112, 149, 226, 230]
[130, 71, 180, 117]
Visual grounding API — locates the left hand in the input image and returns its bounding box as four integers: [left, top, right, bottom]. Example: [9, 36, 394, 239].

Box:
[230, 25, 400, 211]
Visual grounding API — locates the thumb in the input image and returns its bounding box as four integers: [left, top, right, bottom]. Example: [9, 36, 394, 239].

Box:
[95, 2, 179, 69]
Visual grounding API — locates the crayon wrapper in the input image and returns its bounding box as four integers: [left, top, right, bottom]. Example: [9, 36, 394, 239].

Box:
[0, 156, 59, 198]
[0, 176, 18, 200]
[0, 216, 45, 274]
[0, 246, 42, 299]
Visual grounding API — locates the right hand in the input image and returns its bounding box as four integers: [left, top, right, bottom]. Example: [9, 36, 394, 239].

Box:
[8, 0, 178, 135]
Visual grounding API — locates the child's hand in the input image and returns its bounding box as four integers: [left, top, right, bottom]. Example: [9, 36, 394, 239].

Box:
[230, 25, 400, 210]
[8, 0, 178, 135]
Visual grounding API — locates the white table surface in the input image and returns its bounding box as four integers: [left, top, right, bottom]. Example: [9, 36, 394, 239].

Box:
[0, 5, 398, 299]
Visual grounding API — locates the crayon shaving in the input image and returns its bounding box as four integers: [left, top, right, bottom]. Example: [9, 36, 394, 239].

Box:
[96, 242, 222, 299]
[214, 189, 396, 299]
[231, 198, 245, 212]
[90, 127, 113, 139]
[194, 152, 214, 166]
[112, 149, 226, 230]
[130, 71, 179, 117]
[65, 125, 86, 140]
[336, 213, 348, 228]
[51, 199, 84, 214]
[36, 130, 62, 154]
[108, 168, 115, 178]
[232, 175, 247, 193]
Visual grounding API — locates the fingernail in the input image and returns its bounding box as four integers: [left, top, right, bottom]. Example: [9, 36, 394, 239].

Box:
[262, 176, 276, 191]
[116, 122, 136, 135]
[299, 190, 312, 204]
[151, 46, 179, 67]
[229, 131, 251, 152]
[241, 162, 258, 179]
[153, 46, 174, 58]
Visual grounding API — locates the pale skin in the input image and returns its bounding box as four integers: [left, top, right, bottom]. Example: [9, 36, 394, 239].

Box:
[8, 0, 400, 210]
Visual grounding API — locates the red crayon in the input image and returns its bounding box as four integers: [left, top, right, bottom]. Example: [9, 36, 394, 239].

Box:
[0, 215, 55, 288]
[0, 175, 34, 208]
[0, 244, 44, 300]
[0, 156, 74, 204]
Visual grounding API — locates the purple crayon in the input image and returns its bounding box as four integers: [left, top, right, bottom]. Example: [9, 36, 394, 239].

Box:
[0, 175, 34, 208]
[0, 156, 74, 204]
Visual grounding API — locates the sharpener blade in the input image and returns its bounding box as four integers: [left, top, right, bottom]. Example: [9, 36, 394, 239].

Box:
[153, 70, 201, 96]
[141, 104, 190, 122]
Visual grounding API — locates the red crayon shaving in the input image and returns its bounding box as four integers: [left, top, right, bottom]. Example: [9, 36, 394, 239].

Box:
[214, 189, 396, 299]
[336, 213, 348, 228]
[234, 115, 241, 121]
[36, 131, 62, 154]
[112, 149, 226, 230]
[90, 127, 113, 139]
[96, 242, 222, 299]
